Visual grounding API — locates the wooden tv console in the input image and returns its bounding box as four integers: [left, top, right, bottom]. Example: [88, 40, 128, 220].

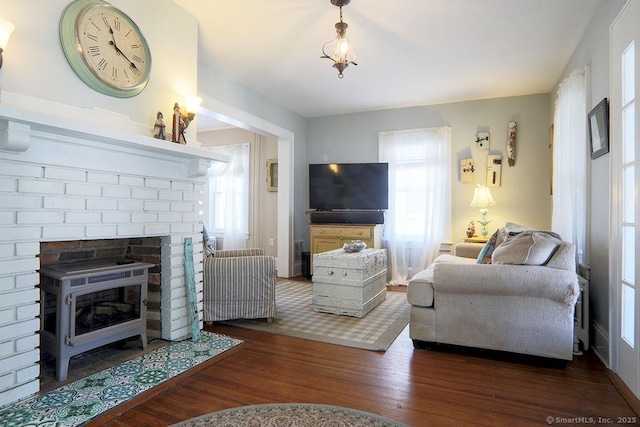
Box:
[309, 223, 383, 274]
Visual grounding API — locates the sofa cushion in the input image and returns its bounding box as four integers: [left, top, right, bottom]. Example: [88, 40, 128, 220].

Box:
[491, 231, 562, 265]
[545, 242, 576, 271]
[407, 254, 475, 307]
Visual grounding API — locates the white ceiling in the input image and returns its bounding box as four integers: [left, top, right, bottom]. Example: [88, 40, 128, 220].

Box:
[173, 0, 601, 125]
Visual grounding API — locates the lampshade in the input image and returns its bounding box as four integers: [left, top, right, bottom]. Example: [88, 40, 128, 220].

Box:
[0, 18, 14, 50]
[470, 185, 496, 207]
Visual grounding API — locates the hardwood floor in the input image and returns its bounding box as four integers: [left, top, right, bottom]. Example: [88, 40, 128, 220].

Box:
[87, 322, 638, 427]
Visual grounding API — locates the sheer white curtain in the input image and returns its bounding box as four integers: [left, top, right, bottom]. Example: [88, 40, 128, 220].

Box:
[552, 67, 588, 262]
[208, 143, 250, 249]
[379, 127, 451, 285]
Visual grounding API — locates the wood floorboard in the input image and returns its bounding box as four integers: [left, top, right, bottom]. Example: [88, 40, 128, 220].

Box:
[85, 320, 638, 427]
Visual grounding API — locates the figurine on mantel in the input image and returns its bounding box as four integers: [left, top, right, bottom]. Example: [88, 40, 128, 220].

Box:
[466, 221, 476, 238]
[153, 111, 166, 140]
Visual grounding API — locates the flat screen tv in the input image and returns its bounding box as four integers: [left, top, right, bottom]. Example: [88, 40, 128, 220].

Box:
[309, 163, 389, 210]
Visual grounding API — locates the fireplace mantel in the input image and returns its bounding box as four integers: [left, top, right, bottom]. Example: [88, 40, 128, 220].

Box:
[0, 93, 229, 176]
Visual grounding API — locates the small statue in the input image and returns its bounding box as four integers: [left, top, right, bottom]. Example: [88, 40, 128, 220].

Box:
[466, 221, 476, 238]
[153, 111, 166, 140]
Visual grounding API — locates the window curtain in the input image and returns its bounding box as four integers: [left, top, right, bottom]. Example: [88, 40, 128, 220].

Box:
[552, 67, 588, 262]
[208, 143, 250, 249]
[379, 127, 451, 285]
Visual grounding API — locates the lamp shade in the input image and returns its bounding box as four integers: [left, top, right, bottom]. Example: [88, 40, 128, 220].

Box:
[0, 18, 15, 50]
[470, 185, 496, 207]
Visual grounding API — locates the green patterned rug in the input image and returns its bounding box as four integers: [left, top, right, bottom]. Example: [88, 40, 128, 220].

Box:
[0, 331, 242, 427]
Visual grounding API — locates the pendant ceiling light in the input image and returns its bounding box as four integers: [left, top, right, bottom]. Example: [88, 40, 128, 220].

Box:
[321, 0, 357, 78]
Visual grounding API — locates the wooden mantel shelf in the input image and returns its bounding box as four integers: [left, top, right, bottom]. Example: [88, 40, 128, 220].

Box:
[0, 94, 229, 176]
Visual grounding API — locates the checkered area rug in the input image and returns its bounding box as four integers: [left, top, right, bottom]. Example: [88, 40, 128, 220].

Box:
[223, 281, 410, 351]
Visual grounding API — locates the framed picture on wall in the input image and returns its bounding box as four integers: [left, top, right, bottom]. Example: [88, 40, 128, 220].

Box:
[267, 159, 278, 192]
[588, 97, 609, 159]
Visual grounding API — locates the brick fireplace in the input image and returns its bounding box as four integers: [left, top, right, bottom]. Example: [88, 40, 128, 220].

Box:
[0, 96, 228, 406]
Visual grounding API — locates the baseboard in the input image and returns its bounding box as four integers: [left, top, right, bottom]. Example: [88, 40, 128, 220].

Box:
[592, 320, 610, 368]
[606, 371, 640, 417]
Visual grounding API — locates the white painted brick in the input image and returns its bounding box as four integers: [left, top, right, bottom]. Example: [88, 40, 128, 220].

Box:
[0, 372, 13, 392]
[0, 195, 41, 209]
[118, 225, 144, 236]
[65, 182, 101, 197]
[16, 304, 38, 321]
[0, 258, 39, 276]
[87, 198, 118, 211]
[0, 211, 14, 225]
[144, 201, 170, 211]
[170, 202, 195, 212]
[102, 186, 131, 199]
[0, 177, 16, 192]
[158, 190, 182, 201]
[0, 227, 40, 243]
[42, 226, 85, 240]
[0, 244, 13, 258]
[86, 225, 118, 238]
[15, 334, 39, 353]
[170, 222, 193, 234]
[145, 224, 171, 235]
[87, 171, 118, 184]
[182, 192, 202, 202]
[182, 213, 200, 223]
[132, 213, 157, 223]
[43, 196, 85, 210]
[158, 213, 182, 223]
[132, 188, 158, 200]
[0, 321, 40, 353]
[0, 288, 39, 307]
[119, 176, 144, 187]
[118, 200, 144, 211]
[145, 178, 171, 189]
[16, 273, 38, 290]
[16, 364, 39, 384]
[16, 242, 39, 257]
[17, 211, 64, 225]
[0, 308, 13, 325]
[0, 380, 39, 408]
[171, 181, 193, 191]
[65, 212, 101, 224]
[0, 161, 41, 178]
[0, 277, 13, 292]
[44, 167, 86, 182]
[18, 180, 64, 194]
[102, 212, 130, 223]
[0, 341, 11, 357]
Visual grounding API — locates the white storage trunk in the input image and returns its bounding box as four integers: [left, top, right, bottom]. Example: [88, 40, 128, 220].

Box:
[312, 248, 388, 317]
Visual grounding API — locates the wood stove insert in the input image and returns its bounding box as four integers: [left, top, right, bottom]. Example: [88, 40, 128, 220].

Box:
[39, 259, 153, 381]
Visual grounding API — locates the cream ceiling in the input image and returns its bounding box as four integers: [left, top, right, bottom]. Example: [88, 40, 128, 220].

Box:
[173, 0, 601, 122]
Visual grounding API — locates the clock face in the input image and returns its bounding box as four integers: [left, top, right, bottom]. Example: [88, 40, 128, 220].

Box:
[60, 0, 151, 97]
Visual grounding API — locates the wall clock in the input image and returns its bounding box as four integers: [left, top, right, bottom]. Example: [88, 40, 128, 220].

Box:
[59, 0, 152, 98]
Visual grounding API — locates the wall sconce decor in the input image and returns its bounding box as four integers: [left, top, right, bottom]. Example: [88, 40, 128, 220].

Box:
[171, 96, 202, 144]
[470, 184, 496, 237]
[0, 18, 16, 69]
[476, 132, 489, 150]
[321, 0, 357, 79]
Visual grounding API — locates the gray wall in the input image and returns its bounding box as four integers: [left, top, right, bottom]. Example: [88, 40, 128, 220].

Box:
[551, 0, 626, 364]
[306, 94, 553, 248]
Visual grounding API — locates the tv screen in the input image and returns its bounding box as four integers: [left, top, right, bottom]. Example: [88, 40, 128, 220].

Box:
[309, 163, 389, 210]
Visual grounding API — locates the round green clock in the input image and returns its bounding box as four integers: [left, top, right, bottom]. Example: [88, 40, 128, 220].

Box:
[59, 0, 152, 98]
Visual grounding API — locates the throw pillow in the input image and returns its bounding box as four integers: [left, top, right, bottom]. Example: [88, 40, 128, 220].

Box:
[492, 231, 562, 265]
[476, 229, 500, 264]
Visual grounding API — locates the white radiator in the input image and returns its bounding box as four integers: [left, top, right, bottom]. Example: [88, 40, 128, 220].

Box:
[575, 263, 590, 353]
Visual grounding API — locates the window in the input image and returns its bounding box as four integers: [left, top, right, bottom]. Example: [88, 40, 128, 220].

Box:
[379, 127, 451, 285]
[207, 143, 250, 248]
